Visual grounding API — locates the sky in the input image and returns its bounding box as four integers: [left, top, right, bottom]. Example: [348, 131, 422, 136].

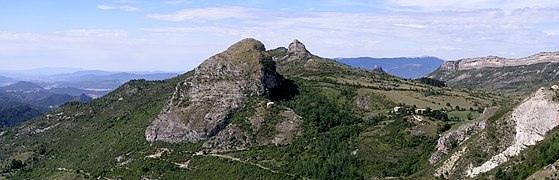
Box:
[1, 0, 559, 72]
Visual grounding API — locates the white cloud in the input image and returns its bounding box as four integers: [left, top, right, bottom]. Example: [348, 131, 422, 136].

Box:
[96, 5, 139, 12]
[5, 5, 559, 71]
[165, 0, 187, 5]
[144, 7, 559, 60]
[0, 29, 220, 71]
[389, 0, 559, 10]
[394, 23, 427, 28]
[147, 7, 255, 22]
[57, 29, 129, 38]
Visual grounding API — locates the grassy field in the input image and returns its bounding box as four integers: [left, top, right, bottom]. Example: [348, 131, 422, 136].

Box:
[448, 111, 481, 120]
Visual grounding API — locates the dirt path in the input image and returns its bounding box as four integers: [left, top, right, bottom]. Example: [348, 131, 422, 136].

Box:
[204, 153, 294, 177]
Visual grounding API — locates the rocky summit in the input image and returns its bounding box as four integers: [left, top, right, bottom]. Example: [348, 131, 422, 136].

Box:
[145, 38, 283, 144]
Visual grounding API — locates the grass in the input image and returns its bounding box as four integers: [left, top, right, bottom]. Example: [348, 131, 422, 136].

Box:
[447, 111, 481, 121]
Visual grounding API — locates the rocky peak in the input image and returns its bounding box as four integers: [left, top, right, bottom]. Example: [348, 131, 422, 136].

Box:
[145, 38, 283, 144]
[373, 66, 386, 73]
[226, 38, 266, 54]
[273, 39, 312, 66]
[288, 39, 310, 55]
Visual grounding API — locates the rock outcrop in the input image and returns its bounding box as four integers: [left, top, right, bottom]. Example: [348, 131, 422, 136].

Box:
[278, 39, 312, 64]
[373, 66, 386, 73]
[437, 52, 559, 71]
[145, 38, 283, 143]
[428, 52, 559, 94]
[466, 88, 559, 177]
[429, 107, 497, 165]
[429, 118, 485, 164]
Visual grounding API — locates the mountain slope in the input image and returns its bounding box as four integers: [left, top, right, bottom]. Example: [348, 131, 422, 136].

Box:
[0, 81, 93, 127]
[428, 52, 559, 95]
[427, 87, 559, 179]
[0, 75, 17, 86]
[0, 39, 503, 179]
[145, 38, 292, 150]
[335, 56, 444, 78]
[0, 102, 44, 127]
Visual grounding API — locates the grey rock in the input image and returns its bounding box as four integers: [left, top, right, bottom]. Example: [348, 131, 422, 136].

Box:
[467, 88, 559, 177]
[429, 119, 486, 164]
[288, 39, 310, 55]
[145, 38, 283, 143]
[438, 52, 559, 71]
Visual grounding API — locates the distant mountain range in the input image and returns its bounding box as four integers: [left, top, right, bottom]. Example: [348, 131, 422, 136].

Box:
[0, 68, 180, 127]
[0, 68, 180, 97]
[428, 52, 559, 95]
[0, 75, 16, 86]
[334, 56, 444, 79]
[0, 81, 93, 127]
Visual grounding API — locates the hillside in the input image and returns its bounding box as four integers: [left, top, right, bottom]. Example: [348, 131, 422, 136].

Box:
[1, 70, 179, 98]
[0, 81, 93, 127]
[428, 52, 559, 95]
[0, 39, 505, 179]
[425, 87, 559, 179]
[334, 56, 444, 79]
[0, 76, 16, 86]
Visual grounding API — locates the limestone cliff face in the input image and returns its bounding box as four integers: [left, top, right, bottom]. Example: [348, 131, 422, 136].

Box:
[428, 108, 493, 164]
[428, 52, 559, 94]
[145, 38, 283, 143]
[433, 87, 559, 178]
[436, 52, 559, 71]
[466, 88, 559, 177]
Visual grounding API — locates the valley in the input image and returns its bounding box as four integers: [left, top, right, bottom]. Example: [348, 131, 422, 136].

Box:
[0, 70, 179, 127]
[0, 39, 532, 179]
[2, 0, 558, 179]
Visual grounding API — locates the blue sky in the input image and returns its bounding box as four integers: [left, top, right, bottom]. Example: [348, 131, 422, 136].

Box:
[1, 0, 559, 71]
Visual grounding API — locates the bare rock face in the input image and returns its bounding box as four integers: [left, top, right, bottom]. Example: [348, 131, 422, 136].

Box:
[201, 107, 303, 151]
[429, 120, 486, 164]
[429, 107, 498, 165]
[145, 38, 283, 143]
[437, 52, 559, 71]
[280, 39, 311, 64]
[428, 52, 559, 94]
[466, 88, 559, 177]
[288, 39, 310, 55]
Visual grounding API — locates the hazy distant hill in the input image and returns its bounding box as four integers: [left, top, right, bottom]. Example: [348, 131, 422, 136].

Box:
[4, 81, 43, 91]
[49, 71, 179, 82]
[1, 81, 93, 108]
[47, 87, 108, 97]
[0, 69, 180, 97]
[0, 81, 93, 127]
[0, 75, 16, 86]
[334, 56, 444, 78]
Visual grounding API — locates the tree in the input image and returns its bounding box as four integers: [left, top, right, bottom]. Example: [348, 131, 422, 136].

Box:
[467, 112, 473, 120]
[8, 159, 24, 170]
[495, 167, 505, 179]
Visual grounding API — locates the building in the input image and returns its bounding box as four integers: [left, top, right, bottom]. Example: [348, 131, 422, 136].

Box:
[393, 106, 402, 113]
[415, 108, 427, 114]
